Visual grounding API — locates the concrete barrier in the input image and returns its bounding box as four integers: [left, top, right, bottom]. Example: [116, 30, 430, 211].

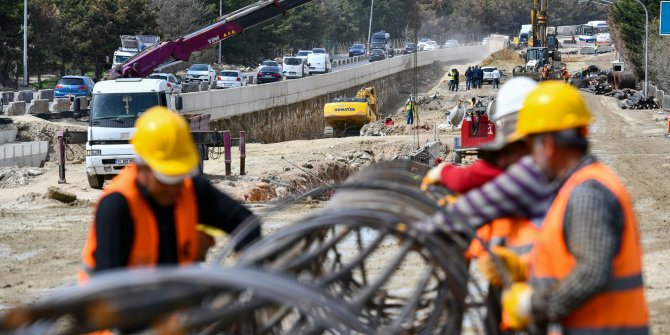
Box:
[665, 96, 670, 109]
[1, 92, 14, 105]
[36, 89, 55, 102]
[7, 101, 26, 116]
[0, 125, 18, 144]
[0, 141, 49, 167]
[27, 99, 49, 114]
[580, 47, 595, 55]
[51, 98, 71, 112]
[188, 82, 200, 92]
[199, 82, 209, 91]
[182, 45, 493, 119]
[16, 90, 33, 103]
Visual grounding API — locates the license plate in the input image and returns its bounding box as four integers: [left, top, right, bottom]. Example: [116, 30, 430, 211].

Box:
[289, 72, 296, 75]
[115, 159, 133, 165]
[263, 75, 273, 78]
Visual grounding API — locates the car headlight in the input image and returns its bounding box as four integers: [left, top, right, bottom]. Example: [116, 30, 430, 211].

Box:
[87, 149, 102, 156]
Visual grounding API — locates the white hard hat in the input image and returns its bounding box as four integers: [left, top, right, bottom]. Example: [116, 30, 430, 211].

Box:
[491, 77, 538, 122]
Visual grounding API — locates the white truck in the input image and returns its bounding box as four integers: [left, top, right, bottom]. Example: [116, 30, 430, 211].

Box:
[85, 78, 206, 189]
[307, 53, 331, 74]
[111, 35, 161, 69]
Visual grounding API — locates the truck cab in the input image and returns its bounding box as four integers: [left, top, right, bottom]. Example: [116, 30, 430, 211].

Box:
[370, 31, 394, 58]
[85, 78, 180, 188]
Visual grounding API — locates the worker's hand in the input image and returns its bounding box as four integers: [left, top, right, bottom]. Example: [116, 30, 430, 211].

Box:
[420, 162, 449, 191]
[477, 246, 527, 286]
[501, 283, 533, 330]
[196, 224, 225, 262]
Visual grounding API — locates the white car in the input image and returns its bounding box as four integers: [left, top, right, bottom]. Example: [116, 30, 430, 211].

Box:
[296, 49, 313, 61]
[307, 53, 331, 74]
[444, 40, 459, 48]
[282, 56, 309, 78]
[185, 64, 216, 83]
[417, 38, 430, 51]
[482, 66, 496, 84]
[216, 70, 247, 88]
[147, 73, 182, 94]
[423, 41, 438, 51]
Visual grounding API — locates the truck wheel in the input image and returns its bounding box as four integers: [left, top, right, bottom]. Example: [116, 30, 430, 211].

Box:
[453, 151, 462, 164]
[87, 174, 105, 189]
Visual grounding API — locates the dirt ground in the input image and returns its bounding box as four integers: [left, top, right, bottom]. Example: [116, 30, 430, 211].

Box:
[1, 49, 669, 334]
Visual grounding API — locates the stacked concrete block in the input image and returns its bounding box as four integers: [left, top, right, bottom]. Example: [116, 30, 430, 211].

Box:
[16, 90, 33, 103]
[1, 92, 14, 105]
[664, 96, 670, 110]
[36, 89, 55, 102]
[188, 82, 200, 92]
[70, 96, 89, 111]
[7, 101, 26, 116]
[580, 47, 595, 55]
[27, 99, 49, 114]
[0, 124, 18, 144]
[182, 84, 191, 93]
[51, 98, 71, 112]
[0, 141, 49, 167]
[200, 82, 210, 91]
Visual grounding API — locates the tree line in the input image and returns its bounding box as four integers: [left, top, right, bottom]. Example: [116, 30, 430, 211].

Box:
[1, 0, 606, 89]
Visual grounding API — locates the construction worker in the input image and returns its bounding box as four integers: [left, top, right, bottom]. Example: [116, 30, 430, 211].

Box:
[453, 68, 460, 91]
[422, 77, 542, 331]
[540, 65, 550, 81]
[406, 95, 415, 125]
[465, 66, 473, 90]
[560, 66, 570, 83]
[447, 69, 455, 91]
[594, 43, 600, 56]
[79, 106, 260, 282]
[483, 82, 649, 334]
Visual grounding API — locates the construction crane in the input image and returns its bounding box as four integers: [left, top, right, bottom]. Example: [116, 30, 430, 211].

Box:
[108, 0, 315, 79]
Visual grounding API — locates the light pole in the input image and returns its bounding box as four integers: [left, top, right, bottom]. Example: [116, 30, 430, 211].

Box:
[367, 0, 374, 50]
[23, 0, 28, 87]
[218, 0, 222, 64]
[580, 0, 648, 96]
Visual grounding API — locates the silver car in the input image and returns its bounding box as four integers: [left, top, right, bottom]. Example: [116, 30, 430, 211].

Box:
[216, 70, 247, 88]
[147, 73, 182, 94]
[185, 64, 216, 82]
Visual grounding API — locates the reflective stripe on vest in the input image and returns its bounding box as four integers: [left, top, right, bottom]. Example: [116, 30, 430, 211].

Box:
[467, 217, 539, 261]
[530, 162, 648, 333]
[79, 164, 199, 283]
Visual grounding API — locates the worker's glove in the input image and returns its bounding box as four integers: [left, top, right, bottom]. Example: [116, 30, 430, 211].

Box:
[502, 283, 533, 330]
[477, 246, 527, 286]
[420, 162, 449, 191]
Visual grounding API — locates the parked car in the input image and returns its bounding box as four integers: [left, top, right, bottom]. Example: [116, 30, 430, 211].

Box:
[482, 66, 496, 84]
[216, 70, 247, 88]
[147, 73, 182, 94]
[444, 40, 459, 48]
[282, 56, 309, 78]
[423, 41, 438, 51]
[369, 49, 386, 62]
[54, 75, 95, 99]
[417, 38, 430, 51]
[349, 44, 366, 57]
[256, 66, 283, 84]
[403, 42, 417, 54]
[296, 50, 313, 59]
[185, 64, 216, 82]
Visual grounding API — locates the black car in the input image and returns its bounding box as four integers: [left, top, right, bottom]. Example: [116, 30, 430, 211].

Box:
[256, 66, 283, 84]
[369, 49, 386, 62]
[349, 43, 366, 57]
[403, 43, 417, 54]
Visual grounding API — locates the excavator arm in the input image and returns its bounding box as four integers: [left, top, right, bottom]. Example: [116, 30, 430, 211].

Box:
[109, 0, 314, 79]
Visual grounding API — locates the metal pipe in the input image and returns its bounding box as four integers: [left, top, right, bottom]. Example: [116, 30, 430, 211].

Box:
[223, 130, 231, 176]
[57, 131, 66, 184]
[239, 130, 246, 175]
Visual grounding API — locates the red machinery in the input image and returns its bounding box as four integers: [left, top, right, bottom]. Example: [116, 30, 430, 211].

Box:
[452, 110, 496, 164]
[108, 0, 315, 79]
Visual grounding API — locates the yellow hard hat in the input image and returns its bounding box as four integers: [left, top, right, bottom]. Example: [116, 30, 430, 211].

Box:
[516, 81, 592, 137]
[131, 106, 199, 177]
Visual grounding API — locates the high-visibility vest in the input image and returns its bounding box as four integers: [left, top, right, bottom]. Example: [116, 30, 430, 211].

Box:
[467, 217, 540, 263]
[562, 69, 570, 80]
[79, 164, 199, 283]
[530, 162, 649, 334]
[448, 72, 454, 80]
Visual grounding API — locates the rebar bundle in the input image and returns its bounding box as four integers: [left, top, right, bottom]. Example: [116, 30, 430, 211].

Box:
[0, 161, 495, 335]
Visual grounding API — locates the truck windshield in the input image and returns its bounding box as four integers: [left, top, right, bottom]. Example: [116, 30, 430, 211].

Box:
[114, 55, 131, 64]
[371, 37, 385, 45]
[283, 58, 302, 65]
[91, 93, 162, 120]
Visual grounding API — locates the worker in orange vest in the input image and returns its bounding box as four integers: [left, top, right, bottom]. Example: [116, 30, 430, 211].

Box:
[540, 65, 551, 81]
[79, 106, 260, 283]
[481, 82, 649, 334]
[560, 66, 570, 83]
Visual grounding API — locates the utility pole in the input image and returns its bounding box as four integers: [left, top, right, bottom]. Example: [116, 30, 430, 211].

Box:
[23, 0, 28, 87]
[367, 0, 374, 50]
[218, 0, 222, 64]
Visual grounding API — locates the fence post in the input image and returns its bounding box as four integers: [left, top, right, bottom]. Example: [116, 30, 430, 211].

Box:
[223, 130, 231, 176]
[239, 131, 246, 175]
[57, 131, 66, 184]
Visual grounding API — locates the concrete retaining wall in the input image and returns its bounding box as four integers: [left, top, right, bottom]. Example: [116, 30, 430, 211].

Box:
[0, 126, 18, 144]
[182, 45, 491, 119]
[0, 141, 49, 167]
[647, 82, 670, 109]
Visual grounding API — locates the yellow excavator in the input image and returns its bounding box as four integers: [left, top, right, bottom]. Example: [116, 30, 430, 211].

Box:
[323, 86, 380, 137]
[512, 0, 562, 80]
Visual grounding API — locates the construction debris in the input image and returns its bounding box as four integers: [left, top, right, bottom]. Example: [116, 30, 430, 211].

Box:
[0, 166, 43, 188]
[604, 89, 660, 109]
[46, 186, 78, 204]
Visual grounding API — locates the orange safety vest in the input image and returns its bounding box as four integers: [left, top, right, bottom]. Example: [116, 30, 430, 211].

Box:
[79, 164, 199, 283]
[530, 162, 649, 334]
[561, 69, 570, 80]
[467, 217, 540, 263]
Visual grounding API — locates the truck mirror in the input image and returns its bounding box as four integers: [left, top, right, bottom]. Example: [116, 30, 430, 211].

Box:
[175, 96, 183, 111]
